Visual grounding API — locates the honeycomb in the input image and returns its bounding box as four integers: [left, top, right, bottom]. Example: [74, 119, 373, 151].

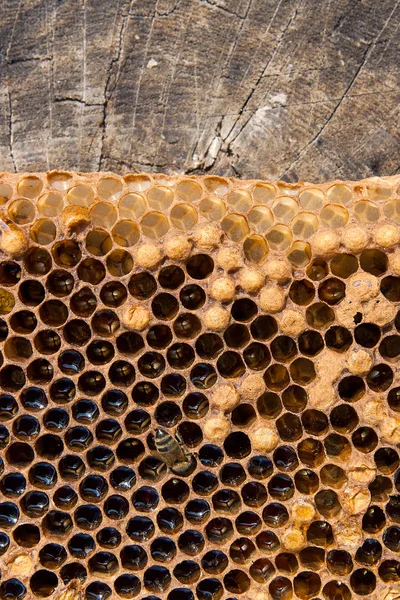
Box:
[0, 172, 399, 600]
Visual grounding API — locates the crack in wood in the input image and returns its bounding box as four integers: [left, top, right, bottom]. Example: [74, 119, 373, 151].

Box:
[98, 1, 134, 169]
[279, 0, 400, 180]
[1, 0, 399, 180]
[6, 90, 16, 172]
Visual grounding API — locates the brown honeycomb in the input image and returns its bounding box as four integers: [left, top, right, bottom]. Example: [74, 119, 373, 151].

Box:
[0, 172, 399, 600]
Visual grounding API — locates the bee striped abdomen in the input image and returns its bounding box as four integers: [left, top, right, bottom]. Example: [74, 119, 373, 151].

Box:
[154, 428, 186, 465]
[154, 428, 196, 476]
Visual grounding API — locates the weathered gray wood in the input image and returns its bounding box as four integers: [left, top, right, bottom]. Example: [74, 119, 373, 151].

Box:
[1, 0, 399, 182]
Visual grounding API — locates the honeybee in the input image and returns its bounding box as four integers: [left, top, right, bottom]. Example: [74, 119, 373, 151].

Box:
[154, 428, 196, 476]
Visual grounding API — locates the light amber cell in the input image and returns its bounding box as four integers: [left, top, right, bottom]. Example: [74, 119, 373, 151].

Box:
[327, 183, 353, 206]
[119, 193, 147, 220]
[147, 185, 174, 211]
[4, 337, 33, 362]
[17, 175, 43, 199]
[277, 181, 302, 196]
[266, 224, 292, 251]
[243, 234, 269, 263]
[0, 288, 15, 314]
[176, 179, 203, 202]
[30, 218, 57, 245]
[287, 241, 312, 267]
[272, 196, 298, 223]
[221, 213, 250, 242]
[37, 192, 64, 217]
[0, 183, 12, 204]
[299, 188, 326, 211]
[170, 203, 198, 231]
[227, 189, 253, 212]
[204, 175, 229, 196]
[112, 220, 140, 247]
[8, 198, 35, 224]
[97, 176, 123, 201]
[367, 180, 392, 201]
[252, 182, 276, 204]
[153, 174, 174, 187]
[90, 202, 118, 228]
[320, 204, 349, 229]
[47, 171, 73, 191]
[141, 211, 170, 239]
[291, 212, 318, 239]
[354, 200, 380, 223]
[86, 228, 113, 256]
[248, 205, 274, 233]
[199, 195, 226, 221]
[67, 184, 95, 206]
[383, 198, 400, 223]
[124, 173, 152, 192]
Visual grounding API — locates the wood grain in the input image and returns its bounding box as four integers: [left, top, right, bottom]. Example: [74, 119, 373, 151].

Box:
[0, 0, 399, 182]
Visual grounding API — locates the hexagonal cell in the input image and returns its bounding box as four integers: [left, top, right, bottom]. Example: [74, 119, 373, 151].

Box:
[277, 181, 302, 196]
[67, 184, 95, 206]
[272, 196, 298, 223]
[0, 288, 15, 314]
[0, 183, 12, 205]
[30, 219, 57, 245]
[86, 229, 113, 256]
[266, 224, 293, 251]
[227, 190, 253, 212]
[326, 183, 354, 206]
[199, 195, 226, 221]
[141, 211, 170, 239]
[204, 176, 229, 196]
[124, 173, 152, 192]
[367, 180, 392, 201]
[299, 188, 326, 211]
[90, 202, 118, 228]
[170, 203, 198, 231]
[248, 205, 274, 233]
[17, 176, 43, 199]
[106, 249, 133, 276]
[243, 234, 269, 263]
[147, 186, 174, 211]
[176, 180, 203, 202]
[320, 204, 349, 229]
[47, 171, 73, 191]
[221, 213, 250, 242]
[153, 174, 175, 187]
[252, 182, 276, 204]
[383, 198, 400, 222]
[287, 241, 312, 267]
[37, 192, 64, 217]
[119, 193, 148, 220]
[8, 198, 35, 224]
[354, 200, 380, 223]
[97, 176, 123, 201]
[291, 212, 318, 239]
[112, 220, 140, 247]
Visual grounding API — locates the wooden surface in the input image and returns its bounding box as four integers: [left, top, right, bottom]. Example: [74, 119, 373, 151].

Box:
[0, 0, 399, 182]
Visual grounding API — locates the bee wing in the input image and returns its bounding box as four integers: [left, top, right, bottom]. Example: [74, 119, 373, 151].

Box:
[174, 429, 185, 447]
[164, 443, 187, 467]
[175, 430, 193, 461]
